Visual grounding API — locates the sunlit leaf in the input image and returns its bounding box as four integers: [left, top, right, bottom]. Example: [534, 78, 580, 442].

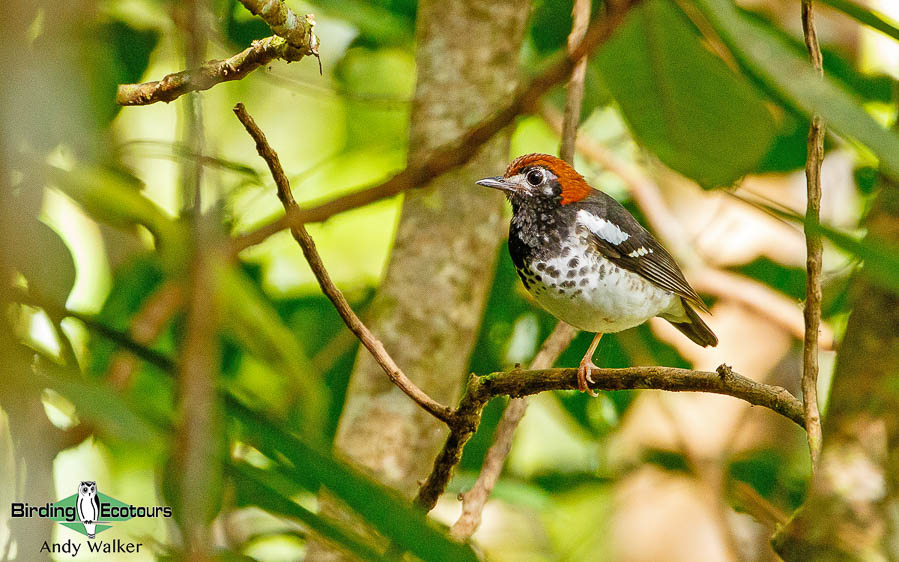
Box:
[229, 399, 479, 562]
[691, 0, 899, 180]
[219, 268, 328, 436]
[229, 463, 388, 561]
[49, 165, 187, 268]
[818, 0, 899, 43]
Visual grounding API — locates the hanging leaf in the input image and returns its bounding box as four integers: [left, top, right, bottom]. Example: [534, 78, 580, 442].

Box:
[594, 0, 776, 188]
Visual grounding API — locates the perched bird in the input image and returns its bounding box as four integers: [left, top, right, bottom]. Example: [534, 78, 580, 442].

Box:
[478, 153, 717, 395]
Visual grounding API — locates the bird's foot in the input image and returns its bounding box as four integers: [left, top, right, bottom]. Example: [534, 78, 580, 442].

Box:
[577, 359, 599, 397]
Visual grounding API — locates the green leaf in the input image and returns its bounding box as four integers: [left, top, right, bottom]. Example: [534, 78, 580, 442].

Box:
[691, 0, 899, 180]
[49, 165, 188, 268]
[14, 219, 76, 305]
[228, 463, 388, 561]
[759, 203, 899, 294]
[219, 268, 328, 436]
[818, 0, 899, 43]
[229, 398, 479, 562]
[33, 359, 166, 448]
[594, 0, 776, 188]
[306, 0, 414, 47]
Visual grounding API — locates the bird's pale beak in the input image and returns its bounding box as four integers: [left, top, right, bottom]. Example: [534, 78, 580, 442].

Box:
[476, 176, 515, 192]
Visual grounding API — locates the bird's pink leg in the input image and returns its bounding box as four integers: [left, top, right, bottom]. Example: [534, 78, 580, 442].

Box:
[577, 333, 603, 396]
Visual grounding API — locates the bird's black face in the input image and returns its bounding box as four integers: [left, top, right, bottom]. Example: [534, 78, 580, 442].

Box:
[476, 165, 562, 211]
[80, 481, 96, 496]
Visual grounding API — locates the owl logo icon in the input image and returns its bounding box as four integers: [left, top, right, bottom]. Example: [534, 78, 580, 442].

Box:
[76, 481, 100, 539]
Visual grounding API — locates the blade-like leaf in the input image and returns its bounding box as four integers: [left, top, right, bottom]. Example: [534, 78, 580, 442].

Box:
[690, 0, 899, 180]
[228, 398, 479, 562]
[755, 202, 899, 294]
[49, 165, 188, 268]
[219, 268, 327, 435]
[228, 463, 388, 561]
[595, 0, 776, 188]
[818, 0, 899, 43]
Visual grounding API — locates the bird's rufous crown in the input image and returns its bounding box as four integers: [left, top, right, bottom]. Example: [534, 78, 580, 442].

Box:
[505, 153, 592, 205]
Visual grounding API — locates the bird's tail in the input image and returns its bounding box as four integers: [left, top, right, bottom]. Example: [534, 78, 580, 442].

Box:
[666, 299, 718, 347]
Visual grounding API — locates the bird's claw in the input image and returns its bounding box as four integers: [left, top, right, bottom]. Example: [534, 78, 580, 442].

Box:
[577, 360, 599, 397]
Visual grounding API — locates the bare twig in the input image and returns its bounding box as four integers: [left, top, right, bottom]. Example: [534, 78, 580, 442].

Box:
[415, 363, 804, 512]
[801, 0, 825, 472]
[232, 103, 455, 424]
[450, 322, 577, 540]
[230, 1, 642, 255]
[117, 37, 300, 106]
[237, 0, 319, 60]
[107, 281, 184, 390]
[559, 0, 592, 163]
[117, 0, 318, 106]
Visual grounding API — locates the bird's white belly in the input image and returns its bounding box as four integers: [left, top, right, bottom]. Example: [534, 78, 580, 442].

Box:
[522, 243, 676, 333]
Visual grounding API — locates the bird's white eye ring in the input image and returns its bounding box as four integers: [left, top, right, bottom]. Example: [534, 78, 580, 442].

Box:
[525, 168, 544, 186]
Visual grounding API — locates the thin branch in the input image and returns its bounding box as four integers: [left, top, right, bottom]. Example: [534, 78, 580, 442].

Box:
[229, 0, 643, 255]
[237, 0, 319, 60]
[559, 0, 592, 163]
[480, 365, 804, 426]
[232, 103, 455, 424]
[117, 37, 298, 106]
[450, 322, 577, 540]
[415, 363, 804, 512]
[117, 0, 319, 106]
[175, 22, 222, 544]
[107, 281, 184, 390]
[801, 0, 825, 472]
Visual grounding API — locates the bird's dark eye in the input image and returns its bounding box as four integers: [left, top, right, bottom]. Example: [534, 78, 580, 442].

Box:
[525, 168, 544, 186]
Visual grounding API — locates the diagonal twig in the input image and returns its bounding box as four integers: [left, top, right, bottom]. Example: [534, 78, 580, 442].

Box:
[232, 103, 455, 424]
[800, 0, 825, 473]
[559, 0, 592, 163]
[118, 37, 305, 106]
[229, 0, 643, 255]
[237, 0, 319, 60]
[449, 322, 577, 540]
[117, 1, 318, 106]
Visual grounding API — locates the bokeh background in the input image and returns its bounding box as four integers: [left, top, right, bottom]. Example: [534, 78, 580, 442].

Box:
[2, 0, 898, 560]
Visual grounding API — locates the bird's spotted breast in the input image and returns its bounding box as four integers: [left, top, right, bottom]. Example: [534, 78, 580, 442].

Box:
[513, 223, 677, 333]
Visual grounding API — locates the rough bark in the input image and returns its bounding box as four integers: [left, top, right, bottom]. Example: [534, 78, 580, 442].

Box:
[305, 0, 529, 558]
[773, 182, 899, 561]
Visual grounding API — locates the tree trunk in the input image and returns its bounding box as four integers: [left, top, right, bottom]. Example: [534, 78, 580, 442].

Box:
[773, 182, 899, 560]
[306, 0, 529, 558]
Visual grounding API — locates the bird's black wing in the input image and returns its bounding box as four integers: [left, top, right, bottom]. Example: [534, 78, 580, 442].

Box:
[575, 191, 709, 313]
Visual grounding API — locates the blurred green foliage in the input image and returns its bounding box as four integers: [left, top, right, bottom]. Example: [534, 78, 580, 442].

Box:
[4, 0, 899, 559]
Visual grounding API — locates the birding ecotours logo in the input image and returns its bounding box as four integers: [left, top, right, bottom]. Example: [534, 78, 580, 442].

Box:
[10, 480, 172, 539]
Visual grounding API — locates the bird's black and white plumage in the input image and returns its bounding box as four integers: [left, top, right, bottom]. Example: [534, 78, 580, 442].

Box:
[477, 153, 717, 352]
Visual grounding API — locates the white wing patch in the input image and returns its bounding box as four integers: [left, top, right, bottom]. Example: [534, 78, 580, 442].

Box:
[577, 210, 629, 244]
[628, 246, 652, 257]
